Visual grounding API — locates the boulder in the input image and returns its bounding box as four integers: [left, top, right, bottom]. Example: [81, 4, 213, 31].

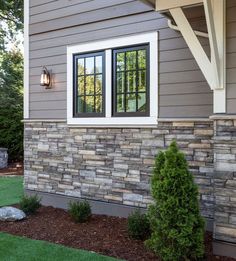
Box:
[0, 207, 26, 221]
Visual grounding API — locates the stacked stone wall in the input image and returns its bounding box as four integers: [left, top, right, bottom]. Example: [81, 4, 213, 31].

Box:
[24, 120, 214, 218]
[214, 119, 236, 243]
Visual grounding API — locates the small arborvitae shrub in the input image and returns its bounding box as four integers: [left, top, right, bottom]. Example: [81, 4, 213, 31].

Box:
[19, 195, 41, 215]
[128, 210, 150, 240]
[146, 141, 205, 261]
[69, 201, 91, 223]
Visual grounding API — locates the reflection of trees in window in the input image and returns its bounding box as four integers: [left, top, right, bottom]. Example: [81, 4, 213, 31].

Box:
[113, 45, 149, 116]
[74, 52, 104, 116]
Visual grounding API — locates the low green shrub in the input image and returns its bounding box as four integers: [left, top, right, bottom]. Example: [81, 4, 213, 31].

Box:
[68, 201, 91, 223]
[127, 210, 150, 240]
[19, 195, 41, 215]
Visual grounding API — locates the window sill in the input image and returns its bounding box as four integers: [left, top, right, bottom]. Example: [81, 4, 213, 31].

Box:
[67, 117, 157, 128]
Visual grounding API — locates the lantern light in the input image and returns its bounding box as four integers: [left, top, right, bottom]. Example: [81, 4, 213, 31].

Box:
[40, 66, 51, 88]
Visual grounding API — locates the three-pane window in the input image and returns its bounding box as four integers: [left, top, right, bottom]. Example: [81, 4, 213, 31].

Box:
[73, 45, 149, 118]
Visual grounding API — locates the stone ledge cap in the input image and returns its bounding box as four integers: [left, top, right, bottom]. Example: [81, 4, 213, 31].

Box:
[210, 114, 236, 120]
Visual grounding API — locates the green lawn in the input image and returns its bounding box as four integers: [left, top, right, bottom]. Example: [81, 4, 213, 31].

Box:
[0, 233, 119, 261]
[0, 176, 23, 207]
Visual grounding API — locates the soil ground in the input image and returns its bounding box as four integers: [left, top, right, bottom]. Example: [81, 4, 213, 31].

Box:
[0, 162, 23, 176]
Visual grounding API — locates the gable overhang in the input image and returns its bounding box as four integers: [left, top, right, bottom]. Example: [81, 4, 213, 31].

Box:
[142, 0, 226, 114]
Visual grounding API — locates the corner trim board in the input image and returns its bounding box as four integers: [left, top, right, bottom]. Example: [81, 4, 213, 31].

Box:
[24, 0, 29, 119]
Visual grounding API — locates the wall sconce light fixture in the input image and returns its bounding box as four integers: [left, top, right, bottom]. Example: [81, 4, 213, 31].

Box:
[40, 66, 51, 88]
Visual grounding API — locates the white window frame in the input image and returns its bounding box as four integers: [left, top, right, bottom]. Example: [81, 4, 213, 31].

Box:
[67, 32, 158, 127]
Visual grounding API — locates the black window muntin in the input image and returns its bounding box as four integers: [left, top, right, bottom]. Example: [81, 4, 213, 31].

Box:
[112, 44, 150, 117]
[73, 51, 105, 118]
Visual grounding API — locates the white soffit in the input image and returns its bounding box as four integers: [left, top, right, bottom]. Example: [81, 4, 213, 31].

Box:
[155, 0, 203, 12]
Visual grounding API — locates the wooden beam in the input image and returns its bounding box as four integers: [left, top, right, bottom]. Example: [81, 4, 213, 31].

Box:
[203, 0, 220, 89]
[212, 0, 226, 113]
[170, 7, 215, 90]
[156, 0, 203, 12]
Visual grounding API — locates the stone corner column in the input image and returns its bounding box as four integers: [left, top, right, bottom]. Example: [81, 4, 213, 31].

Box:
[212, 117, 236, 258]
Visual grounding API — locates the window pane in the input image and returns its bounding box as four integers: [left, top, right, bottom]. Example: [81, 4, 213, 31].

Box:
[85, 96, 95, 113]
[126, 93, 136, 112]
[117, 72, 125, 93]
[113, 45, 148, 116]
[86, 57, 94, 74]
[138, 93, 146, 112]
[77, 96, 85, 113]
[95, 56, 103, 74]
[85, 76, 95, 95]
[78, 76, 85, 95]
[126, 51, 136, 71]
[77, 59, 85, 75]
[126, 71, 136, 93]
[138, 70, 146, 92]
[117, 53, 125, 71]
[117, 94, 125, 112]
[74, 51, 104, 116]
[95, 95, 102, 113]
[95, 75, 102, 94]
[138, 50, 146, 69]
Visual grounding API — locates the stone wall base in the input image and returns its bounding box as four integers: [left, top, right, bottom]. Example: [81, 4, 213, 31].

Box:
[25, 188, 214, 231]
[213, 240, 236, 259]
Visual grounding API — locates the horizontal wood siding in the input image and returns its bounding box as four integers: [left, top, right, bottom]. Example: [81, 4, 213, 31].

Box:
[29, 0, 213, 119]
[227, 0, 236, 114]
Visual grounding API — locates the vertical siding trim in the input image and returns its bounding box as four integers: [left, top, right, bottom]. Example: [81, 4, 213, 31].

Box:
[24, 0, 30, 119]
[213, 0, 226, 113]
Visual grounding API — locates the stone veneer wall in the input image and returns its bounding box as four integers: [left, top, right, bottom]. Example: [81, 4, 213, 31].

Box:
[24, 120, 214, 219]
[213, 119, 236, 243]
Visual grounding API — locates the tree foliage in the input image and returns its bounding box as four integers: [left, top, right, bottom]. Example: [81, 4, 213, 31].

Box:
[0, 1, 24, 161]
[0, 0, 23, 50]
[0, 49, 23, 160]
[146, 141, 205, 261]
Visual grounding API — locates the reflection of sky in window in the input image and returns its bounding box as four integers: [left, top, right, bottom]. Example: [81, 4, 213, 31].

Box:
[96, 56, 102, 73]
[86, 57, 94, 74]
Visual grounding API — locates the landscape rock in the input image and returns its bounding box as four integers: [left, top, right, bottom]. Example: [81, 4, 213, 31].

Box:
[0, 207, 26, 221]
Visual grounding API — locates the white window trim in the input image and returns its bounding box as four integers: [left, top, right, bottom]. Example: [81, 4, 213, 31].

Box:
[67, 32, 158, 127]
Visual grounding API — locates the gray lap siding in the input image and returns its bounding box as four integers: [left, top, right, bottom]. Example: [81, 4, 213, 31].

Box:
[29, 0, 213, 119]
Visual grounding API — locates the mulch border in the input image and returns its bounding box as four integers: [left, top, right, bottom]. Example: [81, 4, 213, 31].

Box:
[0, 206, 235, 261]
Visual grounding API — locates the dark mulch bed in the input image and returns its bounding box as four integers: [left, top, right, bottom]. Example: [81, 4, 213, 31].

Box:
[0, 162, 23, 176]
[0, 206, 235, 261]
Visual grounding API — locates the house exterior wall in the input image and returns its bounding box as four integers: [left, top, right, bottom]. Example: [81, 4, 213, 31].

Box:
[25, 0, 236, 257]
[28, 0, 213, 119]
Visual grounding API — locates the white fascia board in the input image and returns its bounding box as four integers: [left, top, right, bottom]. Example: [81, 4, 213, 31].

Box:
[67, 32, 158, 127]
[24, 0, 29, 119]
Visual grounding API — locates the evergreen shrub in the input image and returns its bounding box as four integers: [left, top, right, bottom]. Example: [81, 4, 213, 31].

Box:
[146, 141, 205, 261]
